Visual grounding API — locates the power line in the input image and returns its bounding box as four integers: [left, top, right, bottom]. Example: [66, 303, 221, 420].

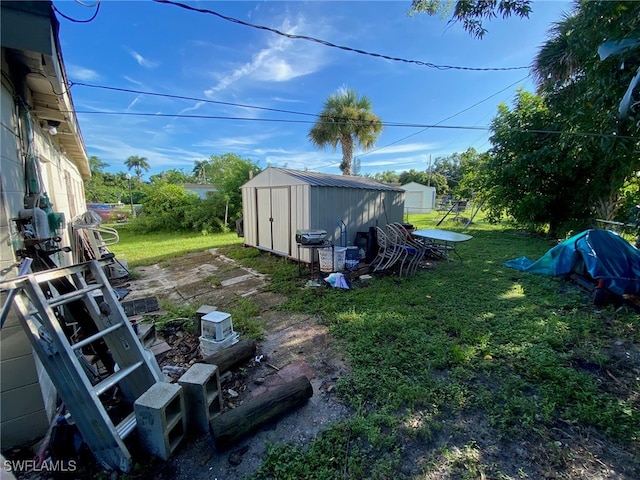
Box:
[71, 81, 319, 118]
[152, 0, 530, 72]
[53, 0, 101, 23]
[358, 75, 531, 158]
[67, 109, 638, 140]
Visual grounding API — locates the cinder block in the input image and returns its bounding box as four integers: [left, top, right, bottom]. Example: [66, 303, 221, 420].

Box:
[134, 383, 186, 460]
[136, 323, 156, 349]
[178, 363, 222, 433]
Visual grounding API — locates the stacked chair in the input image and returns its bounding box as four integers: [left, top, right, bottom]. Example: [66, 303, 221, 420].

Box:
[371, 223, 426, 276]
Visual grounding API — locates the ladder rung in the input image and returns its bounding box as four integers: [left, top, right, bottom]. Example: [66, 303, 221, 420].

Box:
[47, 284, 104, 308]
[115, 412, 137, 439]
[71, 323, 124, 351]
[92, 361, 144, 396]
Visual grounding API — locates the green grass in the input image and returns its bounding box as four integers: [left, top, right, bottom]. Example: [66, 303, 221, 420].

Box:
[114, 217, 639, 478]
[107, 223, 242, 267]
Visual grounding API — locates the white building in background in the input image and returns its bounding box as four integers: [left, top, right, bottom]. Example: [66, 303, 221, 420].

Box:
[401, 182, 437, 215]
[1, 1, 90, 448]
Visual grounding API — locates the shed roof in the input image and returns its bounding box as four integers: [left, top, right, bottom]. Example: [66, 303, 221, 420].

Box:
[256, 167, 404, 192]
[401, 181, 436, 190]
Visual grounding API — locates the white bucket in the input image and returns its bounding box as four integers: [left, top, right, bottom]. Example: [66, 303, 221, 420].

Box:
[318, 247, 347, 272]
[334, 247, 346, 271]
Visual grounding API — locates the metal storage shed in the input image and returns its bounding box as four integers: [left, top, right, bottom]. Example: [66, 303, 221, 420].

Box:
[241, 167, 405, 263]
[401, 182, 437, 214]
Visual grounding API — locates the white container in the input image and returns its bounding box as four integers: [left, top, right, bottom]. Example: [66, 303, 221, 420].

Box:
[199, 332, 239, 357]
[318, 247, 348, 272]
[201, 311, 233, 341]
[333, 247, 347, 271]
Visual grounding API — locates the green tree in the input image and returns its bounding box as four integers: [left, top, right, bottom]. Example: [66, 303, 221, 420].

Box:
[410, 0, 532, 38]
[125, 155, 150, 180]
[149, 169, 192, 185]
[368, 170, 400, 184]
[532, 1, 640, 225]
[84, 155, 108, 203]
[308, 88, 383, 175]
[481, 90, 593, 237]
[84, 156, 133, 204]
[133, 184, 200, 232]
[395, 169, 448, 195]
[192, 160, 210, 184]
[207, 153, 261, 224]
[456, 149, 489, 200]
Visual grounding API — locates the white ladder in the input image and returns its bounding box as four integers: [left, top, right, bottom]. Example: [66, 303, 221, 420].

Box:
[0, 260, 162, 472]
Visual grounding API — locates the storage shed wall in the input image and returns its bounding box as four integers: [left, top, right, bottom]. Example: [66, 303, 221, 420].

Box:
[309, 187, 403, 245]
[241, 168, 404, 264]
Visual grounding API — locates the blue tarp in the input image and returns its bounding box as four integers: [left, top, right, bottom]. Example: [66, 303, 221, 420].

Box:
[505, 229, 640, 297]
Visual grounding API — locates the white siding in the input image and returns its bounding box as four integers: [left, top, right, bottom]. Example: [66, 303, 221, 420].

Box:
[402, 182, 436, 214]
[0, 80, 88, 448]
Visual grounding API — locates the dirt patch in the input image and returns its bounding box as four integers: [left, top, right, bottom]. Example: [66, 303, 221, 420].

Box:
[125, 249, 351, 479]
[5, 249, 350, 480]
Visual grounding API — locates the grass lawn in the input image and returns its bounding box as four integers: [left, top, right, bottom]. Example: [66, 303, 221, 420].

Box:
[113, 215, 640, 478]
[107, 223, 242, 267]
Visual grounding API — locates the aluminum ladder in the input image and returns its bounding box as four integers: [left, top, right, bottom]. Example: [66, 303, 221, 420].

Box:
[0, 259, 162, 472]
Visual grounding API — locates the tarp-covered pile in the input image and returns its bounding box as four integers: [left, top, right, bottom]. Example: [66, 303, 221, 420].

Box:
[505, 229, 640, 297]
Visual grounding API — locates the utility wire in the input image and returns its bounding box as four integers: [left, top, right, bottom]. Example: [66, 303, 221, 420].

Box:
[67, 109, 638, 140]
[357, 75, 530, 159]
[152, 0, 530, 72]
[71, 81, 319, 118]
[53, 0, 101, 23]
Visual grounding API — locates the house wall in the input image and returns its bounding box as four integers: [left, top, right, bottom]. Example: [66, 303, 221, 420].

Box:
[0, 66, 87, 448]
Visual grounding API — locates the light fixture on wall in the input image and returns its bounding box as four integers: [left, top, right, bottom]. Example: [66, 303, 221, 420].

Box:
[46, 120, 60, 136]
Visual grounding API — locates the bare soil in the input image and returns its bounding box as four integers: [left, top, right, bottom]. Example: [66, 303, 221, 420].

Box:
[119, 249, 352, 479]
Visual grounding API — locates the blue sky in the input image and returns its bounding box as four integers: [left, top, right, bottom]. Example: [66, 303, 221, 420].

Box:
[56, 0, 571, 179]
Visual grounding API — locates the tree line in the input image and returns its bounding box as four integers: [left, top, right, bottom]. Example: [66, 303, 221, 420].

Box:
[84, 153, 260, 234]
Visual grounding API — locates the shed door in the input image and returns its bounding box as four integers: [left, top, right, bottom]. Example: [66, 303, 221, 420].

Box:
[256, 187, 290, 254]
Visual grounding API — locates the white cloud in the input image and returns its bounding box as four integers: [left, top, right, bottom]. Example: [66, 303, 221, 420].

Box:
[272, 96, 305, 104]
[126, 96, 142, 111]
[126, 48, 159, 69]
[361, 142, 436, 156]
[194, 133, 274, 150]
[204, 15, 326, 95]
[123, 76, 146, 88]
[88, 136, 205, 173]
[66, 64, 100, 81]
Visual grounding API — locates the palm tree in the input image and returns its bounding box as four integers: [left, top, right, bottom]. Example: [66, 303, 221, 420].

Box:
[308, 88, 383, 175]
[125, 155, 150, 180]
[192, 160, 210, 184]
[532, 12, 582, 92]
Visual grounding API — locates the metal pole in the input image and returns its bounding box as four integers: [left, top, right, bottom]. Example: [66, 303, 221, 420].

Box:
[128, 177, 134, 216]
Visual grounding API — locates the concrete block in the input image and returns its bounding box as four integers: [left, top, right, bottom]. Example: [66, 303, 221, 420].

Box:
[134, 383, 186, 460]
[178, 363, 222, 433]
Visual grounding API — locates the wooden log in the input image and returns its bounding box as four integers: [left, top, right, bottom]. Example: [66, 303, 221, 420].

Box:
[210, 375, 313, 450]
[198, 338, 256, 373]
